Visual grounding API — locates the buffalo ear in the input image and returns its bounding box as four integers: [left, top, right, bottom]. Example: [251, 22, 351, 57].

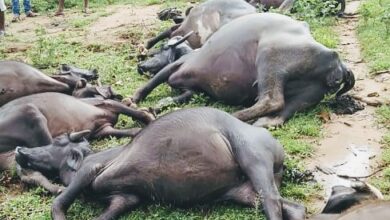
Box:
[75, 79, 87, 89]
[66, 148, 84, 171]
[60, 64, 71, 73]
[168, 48, 176, 63]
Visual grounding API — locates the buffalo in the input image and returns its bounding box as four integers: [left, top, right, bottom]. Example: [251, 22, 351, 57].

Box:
[311, 201, 390, 220]
[0, 61, 112, 106]
[311, 181, 385, 220]
[132, 13, 355, 127]
[15, 132, 92, 194]
[145, 0, 256, 50]
[138, 32, 194, 76]
[15, 107, 305, 220]
[0, 92, 154, 171]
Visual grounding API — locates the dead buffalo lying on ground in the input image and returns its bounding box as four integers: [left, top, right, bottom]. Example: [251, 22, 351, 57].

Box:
[311, 182, 384, 220]
[0, 61, 70, 106]
[14, 132, 92, 194]
[312, 201, 390, 220]
[0, 92, 154, 171]
[145, 0, 256, 50]
[0, 61, 108, 106]
[58, 63, 98, 81]
[16, 107, 305, 220]
[138, 33, 194, 76]
[320, 182, 383, 214]
[132, 13, 355, 127]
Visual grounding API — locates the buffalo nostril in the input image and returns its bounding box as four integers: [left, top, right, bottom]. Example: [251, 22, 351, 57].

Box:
[138, 65, 146, 75]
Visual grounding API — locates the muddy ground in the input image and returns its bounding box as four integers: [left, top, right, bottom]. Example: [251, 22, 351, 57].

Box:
[307, 0, 390, 209]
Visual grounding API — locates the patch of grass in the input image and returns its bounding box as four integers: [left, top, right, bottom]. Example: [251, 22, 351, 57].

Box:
[370, 105, 390, 199]
[272, 107, 324, 158]
[358, 0, 390, 73]
[308, 18, 338, 48]
[69, 16, 97, 29]
[377, 105, 390, 128]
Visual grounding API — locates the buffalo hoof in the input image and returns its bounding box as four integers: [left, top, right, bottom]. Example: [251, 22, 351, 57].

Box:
[131, 91, 143, 104]
[140, 107, 156, 124]
[122, 98, 138, 108]
[54, 186, 66, 195]
[137, 65, 146, 75]
[253, 116, 284, 128]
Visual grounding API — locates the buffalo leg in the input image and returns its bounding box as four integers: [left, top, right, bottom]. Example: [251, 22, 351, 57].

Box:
[96, 99, 155, 124]
[146, 24, 180, 49]
[18, 167, 64, 195]
[233, 141, 283, 219]
[95, 194, 140, 220]
[25, 105, 53, 147]
[221, 182, 305, 220]
[82, 98, 155, 124]
[221, 181, 258, 206]
[233, 73, 284, 122]
[95, 126, 142, 139]
[254, 84, 325, 127]
[52, 164, 103, 220]
[132, 61, 182, 103]
[173, 90, 194, 103]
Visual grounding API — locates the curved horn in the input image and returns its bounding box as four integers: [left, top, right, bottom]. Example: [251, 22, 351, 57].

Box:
[366, 182, 384, 199]
[171, 31, 194, 47]
[69, 130, 91, 142]
[185, 6, 194, 16]
[336, 69, 355, 97]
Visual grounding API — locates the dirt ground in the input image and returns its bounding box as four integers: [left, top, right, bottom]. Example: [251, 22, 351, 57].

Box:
[3, 4, 161, 48]
[307, 0, 390, 210]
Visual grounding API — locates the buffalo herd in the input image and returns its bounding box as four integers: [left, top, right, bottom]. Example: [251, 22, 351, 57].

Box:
[0, 0, 386, 220]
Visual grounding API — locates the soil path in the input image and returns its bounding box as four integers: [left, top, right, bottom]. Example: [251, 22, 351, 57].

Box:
[307, 0, 390, 211]
[85, 5, 160, 43]
[3, 4, 161, 45]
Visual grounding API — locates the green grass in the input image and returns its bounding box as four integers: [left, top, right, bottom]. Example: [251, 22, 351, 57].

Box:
[0, 0, 343, 219]
[370, 105, 390, 199]
[357, 0, 390, 73]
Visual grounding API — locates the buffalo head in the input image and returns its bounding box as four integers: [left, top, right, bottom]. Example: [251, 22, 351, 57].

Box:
[15, 130, 92, 181]
[138, 31, 194, 77]
[322, 181, 383, 214]
[323, 52, 355, 97]
[72, 83, 123, 100]
[51, 64, 99, 89]
[59, 64, 99, 81]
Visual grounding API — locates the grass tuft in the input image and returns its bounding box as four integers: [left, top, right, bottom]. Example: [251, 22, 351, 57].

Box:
[358, 0, 390, 73]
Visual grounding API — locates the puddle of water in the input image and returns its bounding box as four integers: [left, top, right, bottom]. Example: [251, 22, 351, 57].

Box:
[313, 144, 372, 196]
